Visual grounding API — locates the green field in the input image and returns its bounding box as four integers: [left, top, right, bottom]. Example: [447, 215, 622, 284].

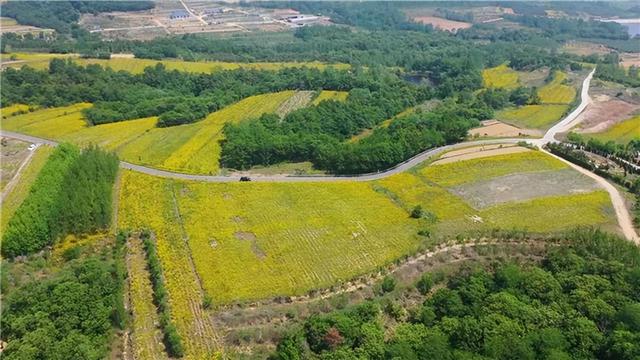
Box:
[587, 115, 640, 144]
[497, 104, 569, 130]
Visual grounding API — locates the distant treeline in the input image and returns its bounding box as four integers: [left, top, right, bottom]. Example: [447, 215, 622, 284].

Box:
[2, 144, 119, 258]
[271, 228, 640, 360]
[0, 1, 154, 34]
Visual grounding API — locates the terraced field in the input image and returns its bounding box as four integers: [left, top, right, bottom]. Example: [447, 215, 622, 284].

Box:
[587, 115, 640, 144]
[538, 71, 576, 104]
[482, 64, 520, 89]
[497, 104, 569, 130]
[1, 92, 296, 174]
[2, 53, 349, 74]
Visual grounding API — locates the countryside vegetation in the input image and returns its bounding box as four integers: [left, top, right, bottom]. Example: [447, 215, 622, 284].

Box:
[0, 1, 639, 359]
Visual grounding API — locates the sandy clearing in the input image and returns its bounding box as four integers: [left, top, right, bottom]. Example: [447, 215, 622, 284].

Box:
[432, 145, 530, 165]
[621, 52, 640, 68]
[411, 16, 472, 32]
[470, 120, 541, 138]
[576, 98, 640, 134]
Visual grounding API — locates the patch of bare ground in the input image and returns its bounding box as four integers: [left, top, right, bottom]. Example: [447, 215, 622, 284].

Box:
[0, 137, 31, 192]
[621, 52, 640, 68]
[213, 238, 556, 353]
[431, 144, 530, 165]
[562, 41, 612, 56]
[575, 96, 640, 134]
[234, 231, 266, 259]
[410, 16, 471, 32]
[275, 91, 315, 117]
[469, 120, 541, 138]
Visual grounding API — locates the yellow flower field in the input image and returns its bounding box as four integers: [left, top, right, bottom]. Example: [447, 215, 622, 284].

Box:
[312, 90, 349, 105]
[1, 91, 296, 174]
[1, 104, 30, 118]
[1, 52, 349, 74]
[480, 191, 612, 232]
[588, 115, 640, 145]
[497, 104, 569, 130]
[482, 64, 520, 89]
[118, 172, 221, 359]
[161, 91, 295, 174]
[538, 71, 576, 104]
[420, 150, 567, 187]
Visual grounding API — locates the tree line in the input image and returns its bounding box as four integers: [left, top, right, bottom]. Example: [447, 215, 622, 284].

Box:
[2, 144, 119, 258]
[272, 229, 640, 360]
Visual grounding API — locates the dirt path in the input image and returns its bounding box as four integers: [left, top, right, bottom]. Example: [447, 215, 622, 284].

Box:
[0, 143, 38, 202]
[544, 150, 639, 243]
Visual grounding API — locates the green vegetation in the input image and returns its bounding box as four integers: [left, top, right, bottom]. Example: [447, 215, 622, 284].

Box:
[272, 229, 640, 360]
[482, 64, 520, 89]
[497, 104, 569, 130]
[1, 232, 127, 360]
[141, 230, 184, 357]
[2, 144, 118, 257]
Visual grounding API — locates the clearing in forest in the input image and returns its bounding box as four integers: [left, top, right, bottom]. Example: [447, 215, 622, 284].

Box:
[538, 71, 576, 104]
[1, 91, 297, 174]
[312, 90, 349, 105]
[482, 64, 520, 89]
[275, 91, 315, 117]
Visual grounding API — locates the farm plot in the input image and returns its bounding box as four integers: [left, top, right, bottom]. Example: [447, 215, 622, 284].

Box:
[1, 104, 30, 118]
[450, 168, 601, 209]
[482, 64, 519, 89]
[417, 150, 617, 235]
[420, 150, 567, 187]
[538, 71, 576, 104]
[119, 171, 421, 304]
[586, 115, 640, 145]
[118, 172, 221, 359]
[1, 53, 349, 73]
[1, 91, 296, 174]
[126, 236, 168, 360]
[497, 104, 569, 130]
[312, 90, 349, 105]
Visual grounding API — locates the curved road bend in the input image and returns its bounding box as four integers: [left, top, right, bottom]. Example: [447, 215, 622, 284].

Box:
[1, 68, 638, 241]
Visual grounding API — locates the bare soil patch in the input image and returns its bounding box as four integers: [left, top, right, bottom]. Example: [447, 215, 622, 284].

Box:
[0, 137, 31, 191]
[432, 145, 530, 165]
[575, 98, 640, 134]
[621, 52, 640, 68]
[469, 120, 540, 138]
[234, 231, 266, 259]
[562, 41, 612, 56]
[451, 169, 600, 209]
[411, 16, 471, 32]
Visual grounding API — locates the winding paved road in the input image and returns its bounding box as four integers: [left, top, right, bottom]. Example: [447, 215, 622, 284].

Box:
[1, 68, 638, 241]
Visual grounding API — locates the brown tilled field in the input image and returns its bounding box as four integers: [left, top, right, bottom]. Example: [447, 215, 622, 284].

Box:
[411, 16, 472, 32]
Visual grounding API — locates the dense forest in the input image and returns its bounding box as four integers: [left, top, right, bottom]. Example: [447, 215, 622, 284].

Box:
[271, 229, 640, 360]
[2, 144, 119, 258]
[1, 231, 127, 360]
